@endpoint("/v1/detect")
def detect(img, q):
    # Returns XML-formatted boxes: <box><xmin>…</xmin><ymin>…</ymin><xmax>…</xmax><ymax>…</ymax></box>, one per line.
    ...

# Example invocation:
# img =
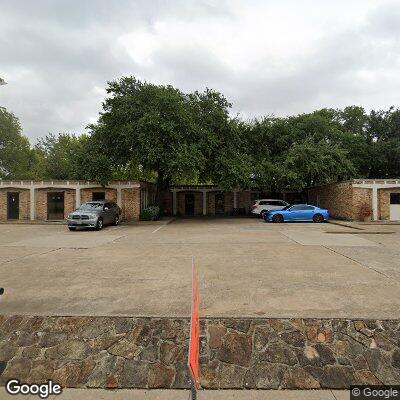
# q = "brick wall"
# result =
<box><xmin>238</xmin><ymin>191</ymin><xmax>252</xmax><ymax>214</ymax></box>
<box><xmin>208</xmin><ymin>192</ymin><xmax>216</xmax><ymax>215</ymax></box>
<box><xmin>0</xmin><ymin>189</ymin><xmax>30</xmax><ymax>221</ymax></box>
<box><xmin>223</xmin><ymin>192</ymin><xmax>232</xmax><ymax>214</ymax></box>
<box><xmin>307</xmin><ymin>182</ymin><xmax>372</xmax><ymax>221</ymax></box>
<box><xmin>121</xmin><ymin>188</ymin><xmax>140</xmax><ymax>221</ymax></box>
<box><xmin>64</xmin><ymin>191</ymin><xmax>75</xmax><ymax>219</ymax></box>
<box><xmin>352</xmin><ymin>188</ymin><xmax>372</xmax><ymax>220</ymax></box>
<box><xmin>177</xmin><ymin>191</ymin><xmax>203</xmax><ymax>216</ymax></box>
<box><xmin>161</xmin><ymin>191</ymin><xmax>173</xmax><ymax>215</ymax></box>
<box><xmin>81</xmin><ymin>188</ymin><xmax>117</xmax><ymax>203</ymax></box>
<box><xmin>379</xmin><ymin>188</ymin><xmax>400</xmax><ymax>220</ymax></box>
<box><xmin>36</xmin><ymin>189</ymin><xmax>75</xmax><ymax>221</ymax></box>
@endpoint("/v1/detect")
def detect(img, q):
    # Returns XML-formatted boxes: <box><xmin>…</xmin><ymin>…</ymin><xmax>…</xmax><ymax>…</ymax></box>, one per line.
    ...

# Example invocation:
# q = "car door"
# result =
<box><xmin>258</xmin><ymin>200</ymin><xmax>268</xmax><ymax>213</ymax></box>
<box><xmin>292</xmin><ymin>205</ymin><xmax>314</xmax><ymax>221</ymax></box>
<box><xmin>110</xmin><ymin>202</ymin><xmax>119</xmax><ymax>219</ymax></box>
<box><xmin>286</xmin><ymin>204</ymin><xmax>305</xmax><ymax>221</ymax></box>
<box><xmin>102</xmin><ymin>202</ymin><xmax>113</xmax><ymax>224</ymax></box>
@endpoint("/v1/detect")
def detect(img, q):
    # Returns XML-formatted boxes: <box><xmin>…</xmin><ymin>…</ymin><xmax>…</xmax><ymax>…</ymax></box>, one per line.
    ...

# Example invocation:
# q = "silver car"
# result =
<box><xmin>67</xmin><ymin>200</ymin><xmax>121</xmax><ymax>231</ymax></box>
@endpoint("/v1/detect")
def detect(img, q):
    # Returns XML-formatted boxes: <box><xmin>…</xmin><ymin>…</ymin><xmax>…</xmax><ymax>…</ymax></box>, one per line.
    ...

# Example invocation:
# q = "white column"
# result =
<box><xmin>202</xmin><ymin>191</ymin><xmax>207</xmax><ymax>216</ymax></box>
<box><xmin>233</xmin><ymin>191</ymin><xmax>238</xmax><ymax>209</ymax></box>
<box><xmin>30</xmin><ymin>186</ymin><xmax>36</xmax><ymax>220</ymax></box>
<box><xmin>75</xmin><ymin>187</ymin><xmax>81</xmax><ymax>209</ymax></box>
<box><xmin>372</xmin><ymin>187</ymin><xmax>378</xmax><ymax>221</ymax></box>
<box><xmin>117</xmin><ymin>188</ymin><xmax>122</xmax><ymax>208</ymax></box>
<box><xmin>172</xmin><ymin>191</ymin><xmax>177</xmax><ymax>216</ymax></box>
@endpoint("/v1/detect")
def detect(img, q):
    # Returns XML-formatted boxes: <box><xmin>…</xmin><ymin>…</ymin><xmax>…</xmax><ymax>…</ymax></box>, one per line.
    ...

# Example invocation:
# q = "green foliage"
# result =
<box><xmin>140</xmin><ymin>206</ymin><xmax>161</xmax><ymax>221</ymax></box>
<box><xmin>2</xmin><ymin>77</ymin><xmax>400</xmax><ymax>194</ymax></box>
<box><xmin>0</xmin><ymin>107</ymin><xmax>35</xmax><ymax>179</ymax></box>
<box><xmin>35</xmin><ymin>133</ymin><xmax>87</xmax><ymax>180</ymax></box>
<box><xmin>88</xmin><ymin>77</ymin><xmax>204</xmax><ymax>192</ymax></box>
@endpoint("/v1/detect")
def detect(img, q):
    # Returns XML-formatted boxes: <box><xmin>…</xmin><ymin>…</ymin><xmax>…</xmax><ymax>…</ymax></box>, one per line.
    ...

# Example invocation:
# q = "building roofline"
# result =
<box><xmin>307</xmin><ymin>178</ymin><xmax>400</xmax><ymax>190</ymax></box>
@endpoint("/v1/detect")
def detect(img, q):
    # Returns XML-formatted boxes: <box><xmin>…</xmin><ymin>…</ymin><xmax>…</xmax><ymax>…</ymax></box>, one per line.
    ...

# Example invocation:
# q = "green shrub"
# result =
<box><xmin>140</xmin><ymin>205</ymin><xmax>161</xmax><ymax>221</ymax></box>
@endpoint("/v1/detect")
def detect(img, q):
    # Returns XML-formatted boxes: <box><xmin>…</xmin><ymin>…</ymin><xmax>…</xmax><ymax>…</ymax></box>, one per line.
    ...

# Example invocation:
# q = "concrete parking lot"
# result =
<box><xmin>1</xmin><ymin>218</ymin><xmax>400</xmax><ymax>318</ymax></box>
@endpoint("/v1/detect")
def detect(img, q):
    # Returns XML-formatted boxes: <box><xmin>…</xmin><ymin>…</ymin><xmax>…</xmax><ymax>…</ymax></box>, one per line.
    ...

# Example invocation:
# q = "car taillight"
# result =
<box><xmin>252</xmin><ymin>204</ymin><xmax>257</xmax><ymax>209</ymax></box>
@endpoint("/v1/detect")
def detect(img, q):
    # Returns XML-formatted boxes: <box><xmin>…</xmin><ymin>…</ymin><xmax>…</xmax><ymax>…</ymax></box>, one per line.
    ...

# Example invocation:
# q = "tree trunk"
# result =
<box><xmin>154</xmin><ymin>170</ymin><xmax>170</xmax><ymax>207</ymax></box>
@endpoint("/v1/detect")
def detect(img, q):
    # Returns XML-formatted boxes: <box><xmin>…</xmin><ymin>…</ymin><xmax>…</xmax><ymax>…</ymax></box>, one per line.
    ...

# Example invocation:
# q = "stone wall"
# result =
<box><xmin>0</xmin><ymin>316</ymin><xmax>398</xmax><ymax>389</ymax></box>
<box><xmin>307</xmin><ymin>183</ymin><xmax>372</xmax><ymax>221</ymax></box>
<box><xmin>379</xmin><ymin>188</ymin><xmax>400</xmax><ymax>220</ymax></box>
<box><xmin>0</xmin><ymin>189</ymin><xmax>30</xmax><ymax>221</ymax></box>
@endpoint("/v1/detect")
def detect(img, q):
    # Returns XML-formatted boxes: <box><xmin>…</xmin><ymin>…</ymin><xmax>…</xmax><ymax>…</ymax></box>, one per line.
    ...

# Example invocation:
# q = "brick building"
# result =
<box><xmin>0</xmin><ymin>181</ymin><xmax>156</xmax><ymax>222</ymax></box>
<box><xmin>162</xmin><ymin>185</ymin><xmax>259</xmax><ymax>216</ymax></box>
<box><xmin>0</xmin><ymin>181</ymin><xmax>259</xmax><ymax>222</ymax></box>
<box><xmin>3</xmin><ymin>179</ymin><xmax>398</xmax><ymax>222</ymax></box>
<box><xmin>307</xmin><ymin>179</ymin><xmax>400</xmax><ymax>221</ymax></box>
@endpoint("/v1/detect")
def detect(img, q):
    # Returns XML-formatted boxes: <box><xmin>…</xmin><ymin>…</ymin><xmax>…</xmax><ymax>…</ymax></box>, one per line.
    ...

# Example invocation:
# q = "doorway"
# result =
<box><xmin>92</xmin><ymin>191</ymin><xmax>106</xmax><ymax>201</ymax></box>
<box><xmin>215</xmin><ymin>193</ymin><xmax>225</xmax><ymax>215</ymax></box>
<box><xmin>185</xmin><ymin>194</ymin><xmax>195</xmax><ymax>216</ymax></box>
<box><xmin>47</xmin><ymin>192</ymin><xmax>65</xmax><ymax>220</ymax></box>
<box><xmin>390</xmin><ymin>193</ymin><xmax>400</xmax><ymax>221</ymax></box>
<box><xmin>7</xmin><ymin>192</ymin><xmax>19</xmax><ymax>220</ymax></box>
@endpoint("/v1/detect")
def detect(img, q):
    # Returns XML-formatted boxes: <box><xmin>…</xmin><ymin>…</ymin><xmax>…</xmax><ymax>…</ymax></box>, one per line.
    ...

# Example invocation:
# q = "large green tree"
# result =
<box><xmin>88</xmin><ymin>77</ymin><xmax>250</xmax><ymax>200</ymax></box>
<box><xmin>0</xmin><ymin>106</ymin><xmax>36</xmax><ymax>179</ymax></box>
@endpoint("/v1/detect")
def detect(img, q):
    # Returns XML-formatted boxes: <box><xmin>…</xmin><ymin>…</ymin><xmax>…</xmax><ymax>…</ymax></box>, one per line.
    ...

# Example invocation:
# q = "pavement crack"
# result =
<box><xmin>323</xmin><ymin>246</ymin><xmax>399</xmax><ymax>283</ymax></box>
<box><xmin>0</xmin><ymin>247</ymin><xmax>62</xmax><ymax>266</ymax></box>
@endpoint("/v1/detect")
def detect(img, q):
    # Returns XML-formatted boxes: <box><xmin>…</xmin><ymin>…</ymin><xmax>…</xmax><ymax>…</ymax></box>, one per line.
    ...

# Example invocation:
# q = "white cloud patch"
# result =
<box><xmin>0</xmin><ymin>0</ymin><xmax>399</xmax><ymax>141</ymax></box>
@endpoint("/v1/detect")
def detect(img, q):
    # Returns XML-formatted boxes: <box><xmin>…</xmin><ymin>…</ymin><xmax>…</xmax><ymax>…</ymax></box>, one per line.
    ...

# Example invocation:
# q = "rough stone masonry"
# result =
<box><xmin>0</xmin><ymin>316</ymin><xmax>399</xmax><ymax>389</ymax></box>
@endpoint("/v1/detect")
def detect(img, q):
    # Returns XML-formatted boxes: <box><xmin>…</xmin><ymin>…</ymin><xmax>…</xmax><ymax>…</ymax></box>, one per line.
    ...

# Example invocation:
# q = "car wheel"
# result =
<box><xmin>96</xmin><ymin>218</ymin><xmax>103</xmax><ymax>230</ymax></box>
<box><xmin>68</xmin><ymin>227</ymin><xmax>76</xmax><ymax>231</ymax></box>
<box><xmin>272</xmin><ymin>214</ymin><xmax>284</xmax><ymax>223</ymax></box>
<box><xmin>114</xmin><ymin>215</ymin><xmax>120</xmax><ymax>226</ymax></box>
<box><xmin>313</xmin><ymin>213</ymin><xmax>324</xmax><ymax>223</ymax></box>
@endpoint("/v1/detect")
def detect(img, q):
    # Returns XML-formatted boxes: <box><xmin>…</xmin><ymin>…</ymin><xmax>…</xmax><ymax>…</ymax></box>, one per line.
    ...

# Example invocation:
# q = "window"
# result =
<box><xmin>259</xmin><ymin>201</ymin><xmax>267</xmax><ymax>205</ymax></box>
<box><xmin>92</xmin><ymin>192</ymin><xmax>105</xmax><ymax>201</ymax></box>
<box><xmin>270</xmin><ymin>200</ymin><xmax>286</xmax><ymax>206</ymax></box>
<box><xmin>390</xmin><ymin>193</ymin><xmax>400</xmax><ymax>205</ymax></box>
<box><xmin>79</xmin><ymin>202</ymin><xmax>103</xmax><ymax>210</ymax></box>
<box><xmin>290</xmin><ymin>205</ymin><xmax>314</xmax><ymax>211</ymax></box>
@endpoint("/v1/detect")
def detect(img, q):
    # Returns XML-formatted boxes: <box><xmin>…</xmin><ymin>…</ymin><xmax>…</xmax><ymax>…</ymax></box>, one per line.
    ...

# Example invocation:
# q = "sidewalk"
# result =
<box><xmin>0</xmin><ymin>388</ymin><xmax>350</xmax><ymax>399</ymax></box>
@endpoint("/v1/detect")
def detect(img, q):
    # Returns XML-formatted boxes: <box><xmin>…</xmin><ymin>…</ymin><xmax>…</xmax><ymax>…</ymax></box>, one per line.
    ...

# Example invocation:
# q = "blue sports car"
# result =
<box><xmin>264</xmin><ymin>204</ymin><xmax>330</xmax><ymax>223</ymax></box>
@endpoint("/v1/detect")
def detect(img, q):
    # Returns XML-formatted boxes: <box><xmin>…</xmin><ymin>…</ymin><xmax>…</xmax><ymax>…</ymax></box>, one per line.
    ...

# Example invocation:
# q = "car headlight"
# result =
<box><xmin>67</xmin><ymin>214</ymin><xmax>73</xmax><ymax>219</ymax></box>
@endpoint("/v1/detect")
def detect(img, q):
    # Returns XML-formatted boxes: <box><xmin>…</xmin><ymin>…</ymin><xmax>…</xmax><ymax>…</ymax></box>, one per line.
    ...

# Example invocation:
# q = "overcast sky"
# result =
<box><xmin>1</xmin><ymin>0</ymin><xmax>399</xmax><ymax>142</ymax></box>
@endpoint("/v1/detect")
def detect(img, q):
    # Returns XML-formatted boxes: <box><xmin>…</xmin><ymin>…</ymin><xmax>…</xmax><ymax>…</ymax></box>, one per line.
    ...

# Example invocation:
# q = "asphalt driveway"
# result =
<box><xmin>1</xmin><ymin>218</ymin><xmax>399</xmax><ymax>318</ymax></box>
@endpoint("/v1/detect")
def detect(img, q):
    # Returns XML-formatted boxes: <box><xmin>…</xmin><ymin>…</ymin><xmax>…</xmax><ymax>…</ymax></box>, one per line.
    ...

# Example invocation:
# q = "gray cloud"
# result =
<box><xmin>0</xmin><ymin>0</ymin><xmax>399</xmax><ymax>142</ymax></box>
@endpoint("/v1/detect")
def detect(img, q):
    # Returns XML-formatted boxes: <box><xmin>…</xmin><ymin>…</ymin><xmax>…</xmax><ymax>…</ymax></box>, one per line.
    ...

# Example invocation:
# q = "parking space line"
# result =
<box><xmin>152</xmin><ymin>225</ymin><xmax>165</xmax><ymax>234</ymax></box>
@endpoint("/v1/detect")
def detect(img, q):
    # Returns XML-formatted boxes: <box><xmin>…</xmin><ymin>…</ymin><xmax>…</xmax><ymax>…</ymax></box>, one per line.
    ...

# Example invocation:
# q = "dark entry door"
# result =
<box><xmin>7</xmin><ymin>192</ymin><xmax>19</xmax><ymax>220</ymax></box>
<box><xmin>47</xmin><ymin>192</ymin><xmax>65</xmax><ymax>220</ymax></box>
<box><xmin>215</xmin><ymin>193</ymin><xmax>225</xmax><ymax>215</ymax></box>
<box><xmin>185</xmin><ymin>194</ymin><xmax>195</xmax><ymax>216</ymax></box>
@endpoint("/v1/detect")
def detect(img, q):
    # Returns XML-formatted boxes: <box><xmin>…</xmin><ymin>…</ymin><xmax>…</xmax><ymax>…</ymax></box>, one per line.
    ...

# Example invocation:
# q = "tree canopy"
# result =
<box><xmin>0</xmin><ymin>107</ymin><xmax>37</xmax><ymax>179</ymax></box>
<box><xmin>1</xmin><ymin>77</ymin><xmax>400</xmax><ymax>198</ymax></box>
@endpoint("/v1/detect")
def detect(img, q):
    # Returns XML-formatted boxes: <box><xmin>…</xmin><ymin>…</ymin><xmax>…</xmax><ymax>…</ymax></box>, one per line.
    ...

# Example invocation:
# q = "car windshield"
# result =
<box><xmin>78</xmin><ymin>203</ymin><xmax>103</xmax><ymax>210</ymax></box>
